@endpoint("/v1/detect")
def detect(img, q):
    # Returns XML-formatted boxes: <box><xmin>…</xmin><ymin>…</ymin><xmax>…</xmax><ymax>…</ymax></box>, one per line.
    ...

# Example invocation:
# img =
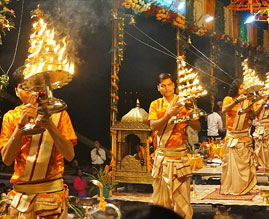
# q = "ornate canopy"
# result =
<box><xmin>112</xmin><ymin>99</ymin><xmax>150</xmax><ymax>131</ymax></box>
<box><xmin>228</xmin><ymin>0</ymin><xmax>269</xmax><ymax>14</ymax></box>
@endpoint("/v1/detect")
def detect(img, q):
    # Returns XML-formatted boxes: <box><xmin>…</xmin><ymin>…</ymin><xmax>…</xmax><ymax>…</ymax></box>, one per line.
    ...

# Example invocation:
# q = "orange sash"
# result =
<box><xmin>21</xmin><ymin>113</ymin><xmax>61</xmax><ymax>182</ymax></box>
<box><xmin>232</xmin><ymin>99</ymin><xmax>249</xmax><ymax>131</ymax></box>
<box><xmin>157</xmin><ymin>95</ymin><xmax>182</xmax><ymax>149</ymax></box>
<box><xmin>258</xmin><ymin>108</ymin><xmax>269</xmax><ymax>121</ymax></box>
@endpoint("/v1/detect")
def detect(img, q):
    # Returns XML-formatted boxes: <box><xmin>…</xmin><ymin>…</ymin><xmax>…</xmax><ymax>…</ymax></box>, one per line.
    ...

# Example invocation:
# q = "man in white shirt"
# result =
<box><xmin>186</xmin><ymin>125</ymin><xmax>199</xmax><ymax>149</ymax></box>
<box><xmin>207</xmin><ymin>105</ymin><xmax>223</xmax><ymax>139</ymax></box>
<box><xmin>91</xmin><ymin>140</ymin><xmax>106</xmax><ymax>170</ymax></box>
<box><xmin>217</xmin><ymin>100</ymin><xmax>226</xmax><ymax>138</ymax></box>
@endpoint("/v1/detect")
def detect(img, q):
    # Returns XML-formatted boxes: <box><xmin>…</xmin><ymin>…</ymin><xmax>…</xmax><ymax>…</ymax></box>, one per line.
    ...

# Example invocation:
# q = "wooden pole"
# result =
<box><xmin>176</xmin><ymin>27</ymin><xmax>180</xmax><ymax>93</ymax></box>
<box><xmin>177</xmin><ymin>27</ymin><xmax>180</xmax><ymax>57</ymax></box>
<box><xmin>111</xmin><ymin>0</ymin><xmax>120</xmax><ymax>181</ymax></box>
<box><xmin>111</xmin><ymin>0</ymin><xmax>120</xmax><ymax>127</ymax></box>
<box><xmin>210</xmin><ymin>38</ymin><xmax>215</xmax><ymax>112</ymax></box>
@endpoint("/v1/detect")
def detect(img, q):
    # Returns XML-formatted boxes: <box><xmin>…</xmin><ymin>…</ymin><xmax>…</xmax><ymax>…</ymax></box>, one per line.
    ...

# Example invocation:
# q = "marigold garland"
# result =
<box><xmin>0</xmin><ymin>0</ymin><xmax>15</xmax><ymax>45</ymax></box>
<box><xmin>122</xmin><ymin>0</ymin><xmax>151</xmax><ymax>13</ymax></box>
<box><xmin>146</xmin><ymin>138</ymin><xmax>152</xmax><ymax>172</ymax></box>
<box><xmin>122</xmin><ymin>0</ymin><xmax>185</xmax><ymax>28</ymax></box>
<box><xmin>111</xmin><ymin>16</ymin><xmax>126</xmax><ymax>124</ymax></box>
<box><xmin>97</xmin><ymin>196</ymin><xmax>107</xmax><ymax>212</ymax></box>
<box><xmin>121</xmin><ymin>0</ymin><xmax>261</xmax><ymax>50</ymax></box>
<box><xmin>0</xmin><ymin>74</ymin><xmax>9</xmax><ymax>100</ymax></box>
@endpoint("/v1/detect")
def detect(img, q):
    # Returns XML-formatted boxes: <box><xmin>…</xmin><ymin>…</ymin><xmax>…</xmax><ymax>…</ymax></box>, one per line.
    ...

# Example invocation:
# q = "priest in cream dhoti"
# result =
<box><xmin>149</xmin><ymin>73</ymin><xmax>200</xmax><ymax>218</ymax></box>
<box><xmin>220</xmin><ymin>79</ymin><xmax>257</xmax><ymax>195</ymax></box>
<box><xmin>253</xmin><ymin>97</ymin><xmax>269</xmax><ymax>171</ymax></box>
<box><xmin>0</xmin><ymin>70</ymin><xmax>77</xmax><ymax>218</ymax></box>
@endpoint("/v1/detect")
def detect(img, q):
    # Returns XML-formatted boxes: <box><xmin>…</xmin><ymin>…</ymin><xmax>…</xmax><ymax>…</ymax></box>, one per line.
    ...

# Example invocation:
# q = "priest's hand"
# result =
<box><xmin>19</xmin><ymin>103</ymin><xmax>38</xmax><ymax>126</ymax></box>
<box><xmin>166</xmin><ymin>101</ymin><xmax>185</xmax><ymax>117</ymax></box>
<box><xmin>35</xmin><ymin>115</ymin><xmax>53</xmax><ymax>130</ymax></box>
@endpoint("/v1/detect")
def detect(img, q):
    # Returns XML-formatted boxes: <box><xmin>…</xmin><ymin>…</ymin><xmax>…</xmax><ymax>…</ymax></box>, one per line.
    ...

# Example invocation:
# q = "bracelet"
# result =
<box><xmin>17</xmin><ymin>122</ymin><xmax>24</xmax><ymax>129</ymax></box>
<box><xmin>234</xmin><ymin>99</ymin><xmax>239</xmax><ymax>104</ymax></box>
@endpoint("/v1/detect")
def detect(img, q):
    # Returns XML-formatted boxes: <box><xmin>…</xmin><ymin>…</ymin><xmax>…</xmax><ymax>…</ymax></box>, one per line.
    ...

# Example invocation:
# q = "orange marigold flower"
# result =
<box><xmin>108</xmin><ymin>171</ymin><xmax>112</xmax><ymax>178</ymax></box>
<box><xmin>104</xmin><ymin>165</ymin><xmax>109</xmax><ymax>171</ymax></box>
<box><xmin>110</xmin><ymin>163</ymin><xmax>116</xmax><ymax>168</ymax></box>
<box><xmin>8</xmin><ymin>189</ymin><xmax>17</xmax><ymax>197</ymax></box>
<box><xmin>110</xmin><ymin>160</ymin><xmax>116</xmax><ymax>167</ymax></box>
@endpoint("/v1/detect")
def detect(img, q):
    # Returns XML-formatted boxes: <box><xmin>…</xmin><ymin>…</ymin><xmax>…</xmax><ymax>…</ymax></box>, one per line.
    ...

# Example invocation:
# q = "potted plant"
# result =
<box><xmin>86</xmin><ymin>160</ymin><xmax>118</xmax><ymax>198</ymax></box>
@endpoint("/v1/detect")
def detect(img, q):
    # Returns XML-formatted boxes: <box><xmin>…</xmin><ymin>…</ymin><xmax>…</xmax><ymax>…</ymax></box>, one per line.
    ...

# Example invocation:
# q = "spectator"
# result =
<box><xmin>73</xmin><ymin>168</ymin><xmax>88</xmax><ymax>198</ymax></box>
<box><xmin>207</xmin><ymin>104</ymin><xmax>223</xmax><ymax>139</ymax></box>
<box><xmin>217</xmin><ymin>101</ymin><xmax>226</xmax><ymax>138</ymax></box>
<box><xmin>0</xmin><ymin>192</ymin><xmax>8</xmax><ymax>215</ymax></box>
<box><xmin>134</xmin><ymin>144</ymin><xmax>145</xmax><ymax>166</ymax></box>
<box><xmin>91</xmin><ymin>140</ymin><xmax>106</xmax><ymax>170</ymax></box>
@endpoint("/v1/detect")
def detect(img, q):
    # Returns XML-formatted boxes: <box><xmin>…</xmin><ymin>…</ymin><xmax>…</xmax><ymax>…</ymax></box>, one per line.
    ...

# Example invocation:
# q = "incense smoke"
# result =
<box><xmin>32</xmin><ymin>0</ymin><xmax>112</xmax><ymax>64</ymax></box>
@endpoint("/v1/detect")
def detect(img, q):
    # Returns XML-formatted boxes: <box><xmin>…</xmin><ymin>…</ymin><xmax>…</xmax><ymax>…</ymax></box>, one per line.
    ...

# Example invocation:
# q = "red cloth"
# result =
<box><xmin>73</xmin><ymin>176</ymin><xmax>87</xmax><ymax>195</ymax></box>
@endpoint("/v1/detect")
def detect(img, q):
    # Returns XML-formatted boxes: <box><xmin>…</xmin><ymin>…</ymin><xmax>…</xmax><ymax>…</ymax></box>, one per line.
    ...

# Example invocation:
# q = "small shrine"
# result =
<box><xmin>111</xmin><ymin>100</ymin><xmax>153</xmax><ymax>184</ymax></box>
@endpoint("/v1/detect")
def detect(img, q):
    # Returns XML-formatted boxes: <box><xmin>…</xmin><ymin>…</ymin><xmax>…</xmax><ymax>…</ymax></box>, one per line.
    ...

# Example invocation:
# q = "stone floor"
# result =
<box><xmin>69</xmin><ymin>199</ymin><xmax>269</xmax><ymax>219</ymax></box>
<box><xmin>68</xmin><ymin>184</ymin><xmax>269</xmax><ymax>219</ymax></box>
<box><xmin>2</xmin><ymin>165</ymin><xmax>269</xmax><ymax>218</ymax></box>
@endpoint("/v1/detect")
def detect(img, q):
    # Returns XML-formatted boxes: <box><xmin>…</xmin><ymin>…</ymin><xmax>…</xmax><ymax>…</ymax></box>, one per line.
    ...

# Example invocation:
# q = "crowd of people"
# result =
<box><xmin>0</xmin><ymin>69</ymin><xmax>268</xmax><ymax>218</ymax></box>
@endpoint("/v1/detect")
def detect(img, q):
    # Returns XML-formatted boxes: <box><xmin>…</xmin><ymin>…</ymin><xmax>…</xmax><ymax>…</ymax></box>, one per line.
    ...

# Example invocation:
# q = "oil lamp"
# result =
<box><xmin>171</xmin><ymin>56</ymin><xmax>207</xmax><ymax>124</ymax></box>
<box><xmin>238</xmin><ymin>59</ymin><xmax>263</xmax><ymax>115</ymax></box>
<box><xmin>20</xmin><ymin>5</ymin><xmax>74</xmax><ymax>135</ymax></box>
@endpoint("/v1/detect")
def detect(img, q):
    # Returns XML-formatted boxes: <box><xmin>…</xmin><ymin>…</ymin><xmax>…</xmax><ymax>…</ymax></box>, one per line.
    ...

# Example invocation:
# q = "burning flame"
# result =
<box><xmin>242</xmin><ymin>59</ymin><xmax>263</xmax><ymax>90</ymax></box>
<box><xmin>23</xmin><ymin>14</ymin><xmax>75</xmax><ymax>78</ymax></box>
<box><xmin>177</xmin><ymin>56</ymin><xmax>207</xmax><ymax>100</ymax></box>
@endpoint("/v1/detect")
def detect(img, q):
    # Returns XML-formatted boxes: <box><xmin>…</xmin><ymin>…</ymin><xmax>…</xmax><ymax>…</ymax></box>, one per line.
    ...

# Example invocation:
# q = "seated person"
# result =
<box><xmin>134</xmin><ymin>144</ymin><xmax>145</xmax><ymax>166</ymax></box>
<box><xmin>73</xmin><ymin>168</ymin><xmax>88</xmax><ymax>198</ymax></box>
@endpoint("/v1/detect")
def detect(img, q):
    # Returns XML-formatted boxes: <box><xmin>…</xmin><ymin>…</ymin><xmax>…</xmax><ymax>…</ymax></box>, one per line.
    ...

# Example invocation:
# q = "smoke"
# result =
<box><xmin>193</xmin><ymin>57</ymin><xmax>211</xmax><ymax>85</ymax></box>
<box><xmin>31</xmin><ymin>0</ymin><xmax>112</xmax><ymax>64</ymax></box>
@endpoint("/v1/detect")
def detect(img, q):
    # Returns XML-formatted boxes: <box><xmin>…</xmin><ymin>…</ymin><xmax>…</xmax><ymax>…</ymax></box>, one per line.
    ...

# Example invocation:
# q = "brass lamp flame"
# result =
<box><xmin>242</xmin><ymin>59</ymin><xmax>263</xmax><ymax>93</ymax></box>
<box><xmin>172</xmin><ymin>56</ymin><xmax>207</xmax><ymax>124</ymax></box>
<box><xmin>238</xmin><ymin>59</ymin><xmax>264</xmax><ymax>115</ymax></box>
<box><xmin>21</xmin><ymin>5</ymin><xmax>74</xmax><ymax>122</ymax></box>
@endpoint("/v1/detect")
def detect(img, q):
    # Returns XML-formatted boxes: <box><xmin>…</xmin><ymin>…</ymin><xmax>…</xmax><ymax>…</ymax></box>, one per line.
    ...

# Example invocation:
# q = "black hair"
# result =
<box><xmin>158</xmin><ymin>73</ymin><xmax>174</xmax><ymax>84</ymax></box>
<box><xmin>213</xmin><ymin>104</ymin><xmax>221</xmax><ymax>113</ymax></box>
<box><xmin>12</xmin><ymin>66</ymin><xmax>25</xmax><ymax>88</ymax></box>
<box><xmin>228</xmin><ymin>78</ymin><xmax>243</xmax><ymax>98</ymax></box>
<box><xmin>75</xmin><ymin>167</ymin><xmax>83</xmax><ymax>175</ymax></box>
<box><xmin>122</xmin><ymin>205</ymin><xmax>182</xmax><ymax>219</ymax></box>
